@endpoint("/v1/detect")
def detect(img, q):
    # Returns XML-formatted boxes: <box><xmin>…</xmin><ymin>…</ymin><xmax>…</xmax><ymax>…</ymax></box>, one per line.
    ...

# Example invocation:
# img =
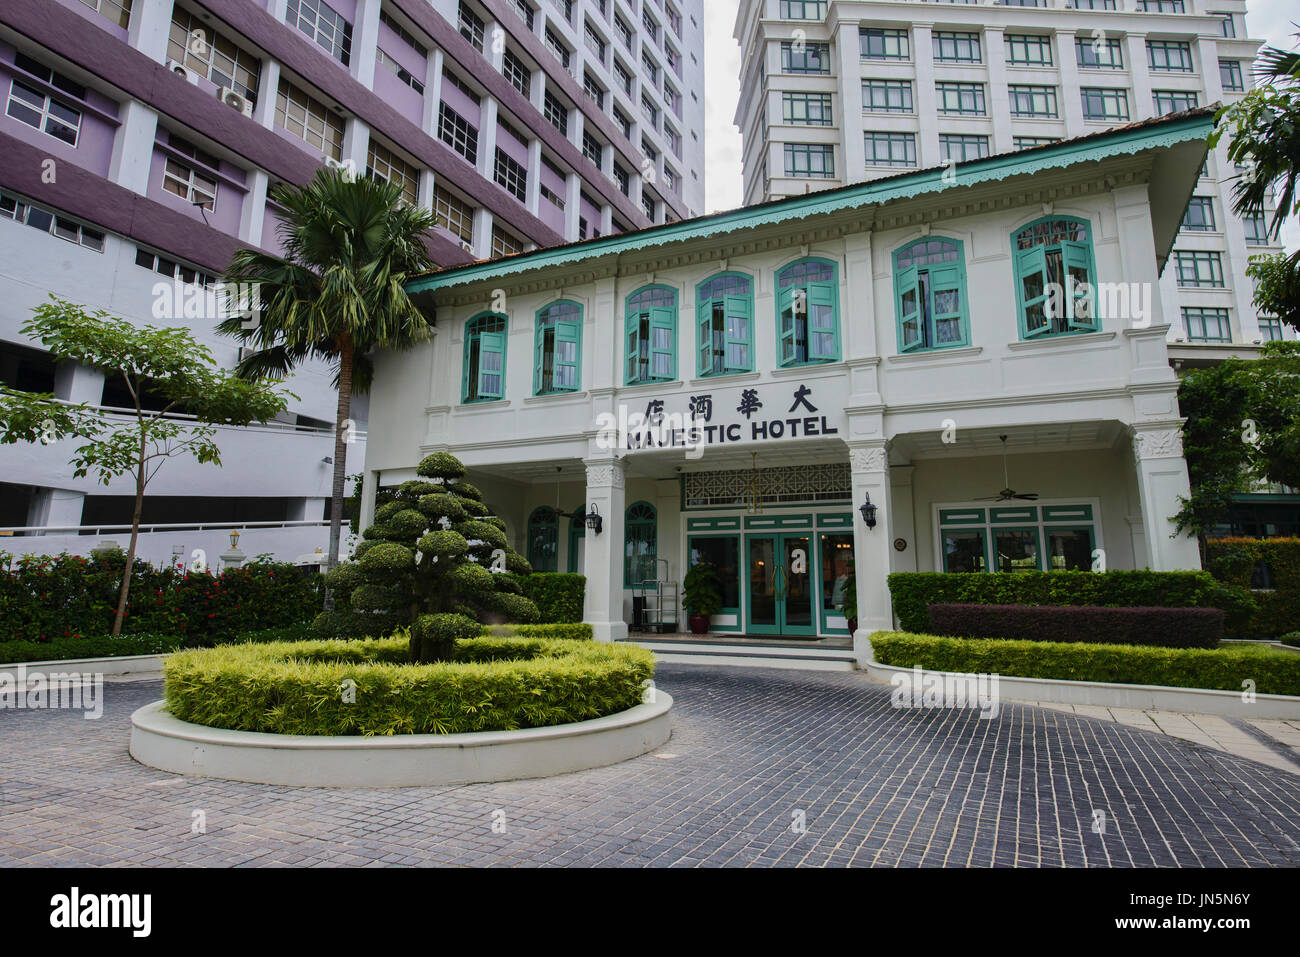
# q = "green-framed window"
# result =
<box><xmin>696</xmin><ymin>272</ymin><xmax>754</xmax><ymax>376</ymax></box>
<box><xmin>1006</xmin><ymin>34</ymin><xmax>1054</xmax><ymax>66</ymax></box>
<box><xmin>779</xmin><ymin>0</ymin><xmax>827</xmax><ymax>19</ymax></box>
<box><xmin>625</xmin><ymin>501</ymin><xmax>657</xmax><ymax>586</ymax></box>
<box><xmin>775</xmin><ymin>258</ymin><xmax>839</xmax><ymax>367</ymax></box>
<box><xmin>1180</xmin><ymin>196</ymin><xmax>1215</xmax><ymax>232</ymax></box>
<box><xmin>893</xmin><ymin>237</ymin><xmax>970</xmax><ymax>353</ymax></box>
<box><xmin>1219</xmin><ymin>59</ymin><xmax>1244</xmax><ymax>91</ymax></box>
<box><xmin>862</xmin><ymin>79</ymin><xmax>913</xmax><ymax>113</ymax></box>
<box><xmin>785</xmin><ymin>143</ymin><xmax>835</xmax><ymax>178</ymax></box>
<box><xmin>1076</xmin><ymin>36</ymin><xmax>1123</xmax><ymax>69</ymax></box>
<box><xmin>935</xmin><ymin>82</ymin><xmax>985</xmax><ymax>116</ymax></box>
<box><xmin>865</xmin><ymin>131</ymin><xmax>916</xmax><ymax>167</ymax></box>
<box><xmin>625</xmin><ymin>285</ymin><xmax>677</xmax><ymax>384</ymax></box>
<box><xmin>939</xmin><ymin>133</ymin><xmax>989</xmax><ymax>162</ymax></box>
<box><xmin>1173</xmin><ymin>250</ymin><xmax>1224</xmax><ymax>287</ymax></box>
<box><xmin>933</xmin><ymin>31</ymin><xmax>980</xmax><ymax>64</ymax></box>
<box><xmin>534</xmin><ymin>300</ymin><xmax>582</xmax><ymax>395</ymax></box>
<box><xmin>1153</xmin><ymin>90</ymin><xmax>1197</xmax><ymax>115</ymax></box>
<box><xmin>1008</xmin><ymin>84</ymin><xmax>1058</xmax><ymax>118</ymax></box>
<box><xmin>462</xmin><ymin>312</ymin><xmax>507</xmax><ymax>402</ymax></box>
<box><xmin>939</xmin><ymin>505</ymin><xmax>1099</xmax><ymax>573</ymax></box>
<box><xmin>1013</xmin><ymin>136</ymin><xmax>1060</xmax><ymax>149</ymax></box>
<box><xmin>860</xmin><ymin>28</ymin><xmax>909</xmax><ymax>60</ymax></box>
<box><xmin>1081</xmin><ymin>87</ymin><xmax>1129</xmax><ymax>121</ymax></box>
<box><xmin>527</xmin><ymin>506</ymin><xmax>558</xmax><ymax>572</ymax></box>
<box><xmin>781</xmin><ymin>40</ymin><xmax>830</xmax><ymax>73</ymax></box>
<box><xmin>1147</xmin><ymin>39</ymin><xmax>1193</xmax><ymax>72</ymax></box>
<box><xmin>1182</xmin><ymin>307</ymin><xmax>1231</xmax><ymax>343</ymax></box>
<box><xmin>1012</xmin><ymin>217</ymin><xmax>1098</xmax><ymax>338</ymax></box>
<box><xmin>783</xmin><ymin>92</ymin><xmax>833</xmax><ymax>125</ymax></box>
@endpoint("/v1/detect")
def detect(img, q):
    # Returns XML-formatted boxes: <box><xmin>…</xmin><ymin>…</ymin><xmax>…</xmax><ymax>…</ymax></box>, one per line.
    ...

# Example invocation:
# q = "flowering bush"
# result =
<box><xmin>0</xmin><ymin>551</ymin><xmax>322</xmax><ymax>645</ymax></box>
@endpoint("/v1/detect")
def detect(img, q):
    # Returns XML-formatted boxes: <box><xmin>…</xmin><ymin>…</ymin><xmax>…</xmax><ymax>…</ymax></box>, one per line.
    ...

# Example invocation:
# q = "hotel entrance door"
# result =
<box><xmin>745</xmin><ymin>533</ymin><xmax>816</xmax><ymax>636</ymax></box>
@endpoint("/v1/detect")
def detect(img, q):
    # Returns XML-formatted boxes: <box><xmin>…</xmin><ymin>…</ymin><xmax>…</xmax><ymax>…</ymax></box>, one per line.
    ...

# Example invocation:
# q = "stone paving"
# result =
<box><xmin>2</xmin><ymin>665</ymin><xmax>1299</xmax><ymax>867</ymax></box>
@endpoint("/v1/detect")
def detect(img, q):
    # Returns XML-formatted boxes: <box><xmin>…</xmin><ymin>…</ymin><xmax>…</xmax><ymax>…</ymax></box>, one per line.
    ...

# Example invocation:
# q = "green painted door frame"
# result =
<box><xmin>744</xmin><ymin>531</ymin><xmax>818</xmax><ymax>636</ymax></box>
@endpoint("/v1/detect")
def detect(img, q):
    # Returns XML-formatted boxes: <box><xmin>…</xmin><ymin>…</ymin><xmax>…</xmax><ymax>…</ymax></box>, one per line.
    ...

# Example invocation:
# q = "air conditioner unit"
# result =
<box><xmin>217</xmin><ymin>86</ymin><xmax>254</xmax><ymax>118</ymax></box>
<box><xmin>459</xmin><ymin>240</ymin><xmax>473</xmax><ymax>253</ymax></box>
<box><xmin>167</xmin><ymin>59</ymin><xmax>198</xmax><ymax>84</ymax></box>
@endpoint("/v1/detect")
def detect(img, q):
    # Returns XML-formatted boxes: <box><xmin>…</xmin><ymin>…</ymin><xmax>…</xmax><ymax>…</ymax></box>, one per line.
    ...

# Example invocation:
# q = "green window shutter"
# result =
<box><xmin>553</xmin><ymin>319</ymin><xmax>581</xmax><ymax>391</ymax></box>
<box><xmin>533</xmin><ymin>322</ymin><xmax>544</xmax><ymax>395</ymax></box>
<box><xmin>695</xmin><ymin>298</ymin><xmax>712</xmax><ymax>377</ymax></box>
<box><xmin>477</xmin><ymin>331</ymin><xmax>506</xmax><ymax>399</ymax></box>
<box><xmin>625</xmin><ymin>313</ymin><xmax>642</xmax><ymax>384</ymax></box>
<box><xmin>724</xmin><ymin>294</ymin><xmax>752</xmax><ymax>372</ymax></box>
<box><xmin>777</xmin><ymin>286</ymin><xmax>798</xmax><ymax>367</ymax></box>
<box><xmin>649</xmin><ymin>305</ymin><xmax>676</xmax><ymax>381</ymax></box>
<box><xmin>1061</xmin><ymin>240</ymin><xmax>1096</xmax><ymax>331</ymax></box>
<box><xmin>927</xmin><ymin>262</ymin><xmax>966</xmax><ymax>347</ymax></box>
<box><xmin>1015</xmin><ymin>246</ymin><xmax>1051</xmax><ymax>338</ymax></box>
<box><xmin>896</xmin><ymin>263</ymin><xmax>922</xmax><ymax>352</ymax></box>
<box><xmin>462</xmin><ymin>329</ymin><xmax>473</xmax><ymax>401</ymax></box>
<box><xmin>807</xmin><ymin>283</ymin><xmax>838</xmax><ymax>361</ymax></box>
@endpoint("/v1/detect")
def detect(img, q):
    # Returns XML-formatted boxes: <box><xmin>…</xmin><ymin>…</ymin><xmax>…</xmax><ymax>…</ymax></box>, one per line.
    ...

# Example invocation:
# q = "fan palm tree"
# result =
<box><xmin>219</xmin><ymin>167</ymin><xmax>437</xmax><ymax>577</ymax></box>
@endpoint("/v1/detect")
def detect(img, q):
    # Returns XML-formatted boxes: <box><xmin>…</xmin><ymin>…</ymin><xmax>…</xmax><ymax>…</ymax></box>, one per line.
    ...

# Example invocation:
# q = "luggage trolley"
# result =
<box><xmin>631</xmin><ymin>559</ymin><xmax>679</xmax><ymax>634</ymax></box>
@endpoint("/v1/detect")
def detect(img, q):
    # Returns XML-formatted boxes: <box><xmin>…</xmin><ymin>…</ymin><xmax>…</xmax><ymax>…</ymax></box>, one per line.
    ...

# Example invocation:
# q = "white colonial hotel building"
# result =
<box><xmin>364</xmin><ymin>109</ymin><xmax>1209</xmax><ymax>659</ymax></box>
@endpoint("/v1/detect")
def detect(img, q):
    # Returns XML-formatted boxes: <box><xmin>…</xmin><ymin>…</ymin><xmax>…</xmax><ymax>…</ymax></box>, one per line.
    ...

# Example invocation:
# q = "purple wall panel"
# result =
<box><xmin>146</xmin><ymin>148</ymin><xmax>243</xmax><ymax>238</ymax></box>
<box><xmin>539</xmin><ymin>199</ymin><xmax>565</xmax><ymax>235</ymax></box>
<box><xmin>438</xmin><ymin>75</ymin><xmax>481</xmax><ymax>125</ymax></box>
<box><xmin>376</xmin><ymin>21</ymin><xmax>427</xmax><ymax>78</ymax></box>
<box><xmin>496</xmin><ymin>122</ymin><xmax>529</xmax><ymax>165</ymax></box>
<box><xmin>51</xmin><ymin>0</ymin><xmax>127</xmax><ymax>41</ymax></box>
<box><xmin>371</xmin><ymin>66</ymin><xmax>422</xmax><ymax>122</ymax></box>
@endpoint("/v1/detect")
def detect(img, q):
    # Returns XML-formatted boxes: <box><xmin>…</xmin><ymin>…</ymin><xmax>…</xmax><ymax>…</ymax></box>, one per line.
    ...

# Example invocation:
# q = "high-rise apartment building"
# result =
<box><xmin>734</xmin><ymin>0</ymin><xmax>1286</xmax><ymax>349</ymax></box>
<box><xmin>0</xmin><ymin>0</ymin><xmax>705</xmax><ymax>565</ymax></box>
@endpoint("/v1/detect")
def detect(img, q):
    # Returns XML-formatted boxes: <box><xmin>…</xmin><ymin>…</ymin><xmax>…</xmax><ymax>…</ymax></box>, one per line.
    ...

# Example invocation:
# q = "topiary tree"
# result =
<box><xmin>315</xmin><ymin>451</ymin><xmax>538</xmax><ymax>661</ymax></box>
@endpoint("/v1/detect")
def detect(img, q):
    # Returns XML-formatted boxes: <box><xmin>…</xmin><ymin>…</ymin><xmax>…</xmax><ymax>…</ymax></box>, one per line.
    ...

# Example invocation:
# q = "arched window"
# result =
<box><xmin>893</xmin><ymin>237</ymin><xmax>970</xmax><ymax>352</ymax></box>
<box><xmin>534</xmin><ymin>301</ymin><xmax>582</xmax><ymax>395</ymax></box>
<box><xmin>625</xmin><ymin>285</ymin><xmax>677</xmax><ymax>384</ymax></box>
<box><xmin>1012</xmin><ymin>217</ymin><xmax>1097</xmax><ymax>338</ymax></box>
<box><xmin>695</xmin><ymin>273</ymin><xmax>754</xmax><ymax>376</ymax></box>
<box><xmin>526</xmin><ymin>506</ymin><xmax>558</xmax><ymax>572</ymax></box>
<box><xmin>567</xmin><ymin>506</ymin><xmax>586</xmax><ymax>573</ymax></box>
<box><xmin>624</xmin><ymin>501</ymin><xmax>657</xmax><ymax>586</ymax></box>
<box><xmin>462</xmin><ymin>313</ymin><xmax>507</xmax><ymax>402</ymax></box>
<box><xmin>775</xmin><ymin>258</ymin><xmax>839</xmax><ymax>367</ymax></box>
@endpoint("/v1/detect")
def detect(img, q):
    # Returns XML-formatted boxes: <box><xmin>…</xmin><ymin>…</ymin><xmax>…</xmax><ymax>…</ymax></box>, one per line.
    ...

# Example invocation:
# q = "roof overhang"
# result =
<box><xmin>406</xmin><ymin>109</ymin><xmax>1217</xmax><ymax>300</ymax></box>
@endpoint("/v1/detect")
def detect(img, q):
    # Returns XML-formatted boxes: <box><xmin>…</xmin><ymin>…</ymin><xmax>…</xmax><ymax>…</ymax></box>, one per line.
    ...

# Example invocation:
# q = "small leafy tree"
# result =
<box><xmin>1247</xmin><ymin>252</ymin><xmax>1300</xmax><ymax>334</ymax></box>
<box><xmin>320</xmin><ymin>451</ymin><xmax>539</xmax><ymax>662</ymax></box>
<box><xmin>1175</xmin><ymin>341</ymin><xmax>1300</xmax><ymax>550</ymax></box>
<box><xmin>0</xmin><ymin>298</ymin><xmax>292</xmax><ymax>635</ymax></box>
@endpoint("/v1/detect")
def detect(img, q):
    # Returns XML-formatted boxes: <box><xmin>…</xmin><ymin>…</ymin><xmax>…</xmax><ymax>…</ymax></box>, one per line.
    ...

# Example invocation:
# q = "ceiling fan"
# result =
<box><xmin>978</xmin><ymin>435</ymin><xmax>1040</xmax><ymax>502</ymax></box>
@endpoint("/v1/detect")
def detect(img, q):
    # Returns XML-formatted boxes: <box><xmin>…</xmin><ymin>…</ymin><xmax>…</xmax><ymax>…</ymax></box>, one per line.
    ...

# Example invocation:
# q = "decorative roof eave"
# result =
<box><xmin>407</xmin><ymin>110</ymin><xmax>1216</xmax><ymax>297</ymax></box>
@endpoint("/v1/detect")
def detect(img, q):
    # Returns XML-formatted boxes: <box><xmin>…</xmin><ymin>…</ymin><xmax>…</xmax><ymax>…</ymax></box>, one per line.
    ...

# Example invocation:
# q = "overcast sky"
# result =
<box><xmin>701</xmin><ymin>1</ymin><xmax>1298</xmax><ymax>249</ymax></box>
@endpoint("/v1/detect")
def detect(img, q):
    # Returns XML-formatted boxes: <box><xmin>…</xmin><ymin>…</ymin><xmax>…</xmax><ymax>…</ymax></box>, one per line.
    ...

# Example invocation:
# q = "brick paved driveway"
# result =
<box><xmin>2</xmin><ymin>665</ymin><xmax>1298</xmax><ymax>867</ymax></box>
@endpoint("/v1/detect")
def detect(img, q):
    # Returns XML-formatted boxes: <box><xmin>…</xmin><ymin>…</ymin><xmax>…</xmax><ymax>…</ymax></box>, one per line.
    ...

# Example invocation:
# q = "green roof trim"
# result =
<box><xmin>408</xmin><ymin>110</ymin><xmax>1215</xmax><ymax>296</ymax></box>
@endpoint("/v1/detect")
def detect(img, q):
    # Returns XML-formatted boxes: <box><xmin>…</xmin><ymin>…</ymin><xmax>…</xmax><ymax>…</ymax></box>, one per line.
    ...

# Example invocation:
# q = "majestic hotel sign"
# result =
<box><xmin>595</xmin><ymin>381</ymin><xmax>848</xmax><ymax>459</ymax></box>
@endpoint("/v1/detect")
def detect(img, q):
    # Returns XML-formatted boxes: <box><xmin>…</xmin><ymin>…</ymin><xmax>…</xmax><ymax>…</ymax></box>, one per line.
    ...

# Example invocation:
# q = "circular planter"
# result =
<box><xmin>129</xmin><ymin>689</ymin><xmax>673</xmax><ymax>787</ymax></box>
<box><xmin>688</xmin><ymin>614</ymin><xmax>711</xmax><ymax>635</ymax></box>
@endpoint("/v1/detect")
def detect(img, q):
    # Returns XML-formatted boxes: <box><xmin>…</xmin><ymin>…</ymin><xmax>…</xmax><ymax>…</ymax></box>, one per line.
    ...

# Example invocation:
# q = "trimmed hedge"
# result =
<box><xmin>1204</xmin><ymin>537</ymin><xmax>1300</xmax><ymax>639</ymax></box>
<box><xmin>0</xmin><ymin>552</ymin><xmax>322</xmax><ymax>644</ymax></box>
<box><xmin>928</xmin><ymin>603</ymin><xmax>1223</xmax><ymax>649</ymax></box>
<box><xmin>870</xmin><ymin>631</ymin><xmax>1300</xmax><ymax>696</ymax></box>
<box><xmin>482</xmin><ymin>623</ymin><xmax>593</xmax><ymax>640</ymax></box>
<box><xmin>888</xmin><ymin>570</ymin><xmax>1253</xmax><ymax>635</ymax></box>
<box><xmin>0</xmin><ymin>633</ymin><xmax>184</xmax><ymax>664</ymax></box>
<box><xmin>163</xmin><ymin>635</ymin><xmax>654</xmax><ymax>735</ymax></box>
<box><xmin>518</xmin><ymin>573</ymin><xmax>586</xmax><ymax>624</ymax></box>
<box><xmin>1281</xmin><ymin>632</ymin><xmax>1300</xmax><ymax>649</ymax></box>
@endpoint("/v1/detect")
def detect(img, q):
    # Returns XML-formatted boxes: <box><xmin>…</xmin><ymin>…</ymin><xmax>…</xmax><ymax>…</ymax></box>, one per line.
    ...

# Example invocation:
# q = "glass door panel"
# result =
<box><xmin>781</xmin><ymin>535</ymin><xmax>815</xmax><ymax>634</ymax></box>
<box><xmin>993</xmin><ymin>527</ymin><xmax>1041</xmax><ymax>573</ymax></box>
<box><xmin>943</xmin><ymin>530</ymin><xmax>987</xmax><ymax>573</ymax></box>
<box><xmin>747</xmin><ymin>536</ymin><xmax>778</xmax><ymax>633</ymax></box>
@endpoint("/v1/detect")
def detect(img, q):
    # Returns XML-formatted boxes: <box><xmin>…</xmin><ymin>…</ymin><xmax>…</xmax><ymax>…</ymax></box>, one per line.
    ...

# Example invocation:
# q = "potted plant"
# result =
<box><xmin>682</xmin><ymin>562</ymin><xmax>723</xmax><ymax>635</ymax></box>
<box><xmin>839</xmin><ymin>565</ymin><xmax>858</xmax><ymax>635</ymax></box>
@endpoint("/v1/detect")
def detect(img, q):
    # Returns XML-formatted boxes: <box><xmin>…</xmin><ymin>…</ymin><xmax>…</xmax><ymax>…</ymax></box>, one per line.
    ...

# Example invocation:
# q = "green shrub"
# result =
<box><xmin>869</xmin><ymin>631</ymin><xmax>1300</xmax><ymax>696</ymax></box>
<box><xmin>1280</xmin><ymin>632</ymin><xmax>1300</xmax><ymax>648</ymax></box>
<box><xmin>519</xmin><ymin>573</ymin><xmax>586</xmax><ymax>623</ymax></box>
<box><xmin>0</xmin><ymin>551</ymin><xmax>322</xmax><ymax>643</ymax></box>
<box><xmin>887</xmin><ymin>570</ymin><xmax>1245</xmax><ymax>634</ymax></box>
<box><xmin>162</xmin><ymin>635</ymin><xmax>655</xmax><ymax>735</ymax></box>
<box><xmin>481</xmin><ymin>623</ymin><xmax>594</xmax><ymax>640</ymax></box>
<box><xmin>217</xmin><ymin>622</ymin><xmax>316</xmax><ymax>645</ymax></box>
<box><xmin>0</xmin><ymin>633</ymin><xmax>183</xmax><ymax>664</ymax></box>
<box><xmin>1204</xmin><ymin>537</ymin><xmax>1300</xmax><ymax>638</ymax></box>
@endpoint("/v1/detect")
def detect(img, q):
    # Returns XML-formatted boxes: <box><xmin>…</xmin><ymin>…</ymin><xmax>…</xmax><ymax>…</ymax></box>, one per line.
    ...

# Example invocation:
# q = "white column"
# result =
<box><xmin>1055</xmin><ymin>30</ymin><xmax>1085</xmax><ymax>138</ymax></box>
<box><xmin>472</xmin><ymin>208</ymin><xmax>493</xmax><ymax>258</ymax></box>
<box><xmin>342</xmin><ymin>118</ymin><xmax>370</xmax><ymax>175</ymax></box>
<box><xmin>424</xmin><ymin>49</ymin><xmax>445</xmax><ymax>136</ymax></box>
<box><xmin>889</xmin><ymin>465</ymin><xmax>917</xmax><ymax>573</ymax></box>
<box><xmin>985</xmin><ymin>28</ymin><xmax>1013</xmax><ymax>155</ymax></box>
<box><xmin>253</xmin><ymin>61</ymin><xmax>281</xmax><ymax>130</ymax></box>
<box><xmin>836</xmin><ymin>20</ymin><xmax>865</xmax><ymax>182</ymax></box>
<box><xmin>912</xmin><ymin>23</ymin><xmax>940</xmax><ymax>169</ymax></box>
<box><xmin>351</xmin><ymin>0</ymin><xmax>382</xmax><ymax>88</ymax></box>
<box><xmin>53</xmin><ymin>361</ymin><xmax>104</xmax><ymax>405</ymax></box>
<box><xmin>582</xmin><ymin>458</ymin><xmax>628</xmax><ymax>642</ymax></box>
<box><xmin>359</xmin><ymin>469</ymin><xmax>380</xmax><ymax>531</ymax></box>
<box><xmin>1126</xmin><ymin>34</ymin><xmax>1153</xmax><ymax>122</ymax></box>
<box><xmin>477</xmin><ymin>98</ymin><xmax>499</xmax><ymax>179</ymax></box>
<box><xmin>239</xmin><ymin>169</ymin><xmax>269</xmax><ymax>245</ymax></box>
<box><xmin>37</xmin><ymin>489</ymin><xmax>85</xmax><ymax>530</ymax></box>
<box><xmin>1130</xmin><ymin>424</ymin><xmax>1202</xmax><ymax>571</ymax></box>
<box><xmin>128</xmin><ymin>0</ymin><xmax>172</xmax><ymax>63</ymax></box>
<box><xmin>525</xmin><ymin>139</ymin><xmax>542</xmax><ymax>216</ymax></box>
<box><xmin>849</xmin><ymin>442</ymin><xmax>893</xmax><ymax>666</ymax></box>
<box><xmin>564</xmin><ymin>171</ymin><xmax>582</xmax><ymax>241</ymax></box>
<box><xmin>108</xmin><ymin>100</ymin><xmax>158</xmax><ymax>195</ymax></box>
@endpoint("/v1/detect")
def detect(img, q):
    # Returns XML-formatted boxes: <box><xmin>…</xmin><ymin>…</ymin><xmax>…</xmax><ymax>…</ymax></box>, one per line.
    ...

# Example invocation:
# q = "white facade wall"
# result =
<box><xmin>365</xmin><ymin>136</ymin><xmax>1205</xmax><ymax>644</ymax></box>
<box><xmin>733</xmin><ymin>0</ymin><xmax>1286</xmax><ymax>347</ymax></box>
